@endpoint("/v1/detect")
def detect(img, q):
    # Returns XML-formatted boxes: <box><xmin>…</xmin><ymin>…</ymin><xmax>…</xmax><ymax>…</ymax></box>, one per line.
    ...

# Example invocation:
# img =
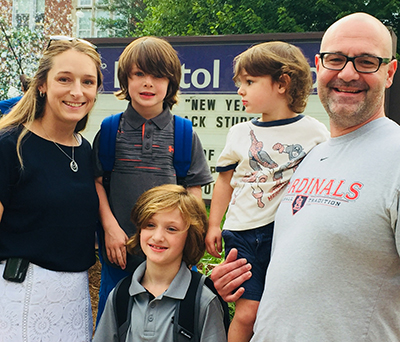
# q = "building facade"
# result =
<box><xmin>0</xmin><ymin>0</ymin><xmax>111</xmax><ymax>37</ymax></box>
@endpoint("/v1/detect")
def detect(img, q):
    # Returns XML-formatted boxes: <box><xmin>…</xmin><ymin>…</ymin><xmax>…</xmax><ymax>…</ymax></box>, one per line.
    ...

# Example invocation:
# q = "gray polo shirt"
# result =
<box><xmin>94</xmin><ymin>262</ymin><xmax>227</xmax><ymax>342</ymax></box>
<box><xmin>93</xmin><ymin>103</ymin><xmax>213</xmax><ymax>237</ymax></box>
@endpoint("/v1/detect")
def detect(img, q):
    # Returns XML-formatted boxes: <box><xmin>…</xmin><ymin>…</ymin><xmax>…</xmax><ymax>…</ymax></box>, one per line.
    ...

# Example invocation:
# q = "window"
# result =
<box><xmin>94</xmin><ymin>9</ymin><xmax>109</xmax><ymax>37</ymax></box>
<box><xmin>75</xmin><ymin>0</ymin><xmax>111</xmax><ymax>38</ymax></box>
<box><xmin>79</xmin><ymin>0</ymin><xmax>93</xmax><ymax>6</ymax></box>
<box><xmin>13</xmin><ymin>0</ymin><xmax>45</xmax><ymax>30</ymax></box>
<box><xmin>77</xmin><ymin>9</ymin><xmax>92</xmax><ymax>37</ymax></box>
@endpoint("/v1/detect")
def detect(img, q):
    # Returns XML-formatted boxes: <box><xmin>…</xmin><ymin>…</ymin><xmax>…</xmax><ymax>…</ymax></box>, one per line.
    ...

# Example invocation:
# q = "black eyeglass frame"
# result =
<box><xmin>318</xmin><ymin>52</ymin><xmax>393</xmax><ymax>74</ymax></box>
<box><xmin>46</xmin><ymin>35</ymin><xmax>97</xmax><ymax>51</ymax></box>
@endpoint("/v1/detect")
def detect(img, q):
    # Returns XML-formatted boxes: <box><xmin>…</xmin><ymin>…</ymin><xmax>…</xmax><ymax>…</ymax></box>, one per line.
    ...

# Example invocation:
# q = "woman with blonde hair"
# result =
<box><xmin>0</xmin><ymin>37</ymin><xmax>103</xmax><ymax>341</ymax></box>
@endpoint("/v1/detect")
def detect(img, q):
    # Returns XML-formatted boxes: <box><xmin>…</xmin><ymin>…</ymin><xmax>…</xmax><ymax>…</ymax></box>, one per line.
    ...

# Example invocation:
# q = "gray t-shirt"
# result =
<box><xmin>252</xmin><ymin>117</ymin><xmax>400</xmax><ymax>341</ymax></box>
<box><xmin>93</xmin><ymin>104</ymin><xmax>213</xmax><ymax>237</ymax></box>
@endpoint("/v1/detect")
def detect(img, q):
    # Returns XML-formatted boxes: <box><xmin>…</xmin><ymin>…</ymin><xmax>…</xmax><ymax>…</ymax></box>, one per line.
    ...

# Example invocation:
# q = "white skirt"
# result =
<box><xmin>0</xmin><ymin>262</ymin><xmax>93</xmax><ymax>342</ymax></box>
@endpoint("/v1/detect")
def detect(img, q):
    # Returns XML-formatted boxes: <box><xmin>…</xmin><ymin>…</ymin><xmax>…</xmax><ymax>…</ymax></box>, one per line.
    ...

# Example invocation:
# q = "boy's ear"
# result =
<box><xmin>277</xmin><ymin>74</ymin><xmax>291</xmax><ymax>94</ymax></box>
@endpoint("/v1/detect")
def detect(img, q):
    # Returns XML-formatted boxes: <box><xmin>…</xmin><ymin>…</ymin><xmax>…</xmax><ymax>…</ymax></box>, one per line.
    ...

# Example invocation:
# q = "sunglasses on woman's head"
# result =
<box><xmin>46</xmin><ymin>35</ymin><xmax>97</xmax><ymax>51</ymax></box>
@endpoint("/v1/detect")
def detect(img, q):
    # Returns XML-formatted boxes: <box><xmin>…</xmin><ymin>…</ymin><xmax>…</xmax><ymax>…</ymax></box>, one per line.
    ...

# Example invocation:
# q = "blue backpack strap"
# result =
<box><xmin>98</xmin><ymin>112</ymin><xmax>123</xmax><ymax>172</ymax></box>
<box><xmin>173</xmin><ymin>115</ymin><xmax>193</xmax><ymax>179</ymax></box>
<box><xmin>99</xmin><ymin>113</ymin><xmax>191</xmax><ymax>178</ymax></box>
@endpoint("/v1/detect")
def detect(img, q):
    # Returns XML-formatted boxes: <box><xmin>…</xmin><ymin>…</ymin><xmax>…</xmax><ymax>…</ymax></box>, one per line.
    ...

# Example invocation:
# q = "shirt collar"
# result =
<box><xmin>128</xmin><ymin>261</ymin><xmax>191</xmax><ymax>300</ymax></box>
<box><xmin>123</xmin><ymin>103</ymin><xmax>173</xmax><ymax>130</ymax></box>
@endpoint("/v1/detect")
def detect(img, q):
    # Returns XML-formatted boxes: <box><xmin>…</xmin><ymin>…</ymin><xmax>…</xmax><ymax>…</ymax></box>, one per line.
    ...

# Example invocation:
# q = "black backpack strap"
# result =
<box><xmin>173</xmin><ymin>270</ymin><xmax>231</xmax><ymax>342</ymax></box>
<box><xmin>113</xmin><ymin>276</ymin><xmax>133</xmax><ymax>341</ymax></box>
<box><xmin>173</xmin><ymin>270</ymin><xmax>203</xmax><ymax>342</ymax></box>
<box><xmin>113</xmin><ymin>270</ymin><xmax>230</xmax><ymax>342</ymax></box>
<box><xmin>203</xmin><ymin>276</ymin><xmax>231</xmax><ymax>333</ymax></box>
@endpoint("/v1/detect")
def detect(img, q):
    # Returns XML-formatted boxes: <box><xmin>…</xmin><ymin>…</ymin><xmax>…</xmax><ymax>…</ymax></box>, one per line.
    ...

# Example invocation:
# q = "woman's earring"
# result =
<box><xmin>39</xmin><ymin>91</ymin><xmax>45</xmax><ymax>98</ymax></box>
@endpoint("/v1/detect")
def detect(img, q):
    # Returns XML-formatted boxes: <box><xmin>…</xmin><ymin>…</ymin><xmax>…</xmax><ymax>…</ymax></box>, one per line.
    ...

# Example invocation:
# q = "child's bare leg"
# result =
<box><xmin>228</xmin><ymin>298</ymin><xmax>259</xmax><ymax>342</ymax></box>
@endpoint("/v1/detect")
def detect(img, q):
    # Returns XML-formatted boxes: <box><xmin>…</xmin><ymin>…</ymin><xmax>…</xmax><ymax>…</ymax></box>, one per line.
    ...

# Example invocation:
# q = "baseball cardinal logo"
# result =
<box><xmin>292</xmin><ymin>195</ymin><xmax>308</xmax><ymax>215</ymax></box>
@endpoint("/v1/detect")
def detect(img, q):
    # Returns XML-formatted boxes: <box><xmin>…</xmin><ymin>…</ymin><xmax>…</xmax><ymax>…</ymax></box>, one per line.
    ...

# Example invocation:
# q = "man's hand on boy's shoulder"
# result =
<box><xmin>210</xmin><ymin>248</ymin><xmax>252</xmax><ymax>302</ymax></box>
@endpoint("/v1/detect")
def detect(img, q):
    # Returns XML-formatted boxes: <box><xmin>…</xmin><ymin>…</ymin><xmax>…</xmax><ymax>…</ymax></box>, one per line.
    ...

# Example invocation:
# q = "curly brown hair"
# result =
<box><xmin>233</xmin><ymin>41</ymin><xmax>312</xmax><ymax>113</ymax></box>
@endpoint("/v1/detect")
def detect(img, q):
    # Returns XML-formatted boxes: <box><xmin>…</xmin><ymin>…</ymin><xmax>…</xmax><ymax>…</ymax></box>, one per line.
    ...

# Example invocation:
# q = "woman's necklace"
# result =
<box><xmin>52</xmin><ymin>141</ymin><xmax>79</xmax><ymax>172</ymax></box>
<box><xmin>41</xmin><ymin>124</ymin><xmax>79</xmax><ymax>172</ymax></box>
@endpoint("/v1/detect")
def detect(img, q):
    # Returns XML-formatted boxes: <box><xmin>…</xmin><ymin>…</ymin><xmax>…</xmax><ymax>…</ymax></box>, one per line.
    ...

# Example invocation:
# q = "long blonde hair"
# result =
<box><xmin>0</xmin><ymin>39</ymin><xmax>103</xmax><ymax>165</ymax></box>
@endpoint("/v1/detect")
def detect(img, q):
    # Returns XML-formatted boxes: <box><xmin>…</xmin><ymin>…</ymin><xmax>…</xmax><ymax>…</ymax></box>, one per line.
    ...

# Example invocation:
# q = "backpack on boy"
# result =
<box><xmin>114</xmin><ymin>269</ymin><xmax>230</xmax><ymax>342</ymax></box>
<box><xmin>98</xmin><ymin>112</ymin><xmax>193</xmax><ymax>196</ymax></box>
<box><xmin>97</xmin><ymin>112</ymin><xmax>193</xmax><ymax>271</ymax></box>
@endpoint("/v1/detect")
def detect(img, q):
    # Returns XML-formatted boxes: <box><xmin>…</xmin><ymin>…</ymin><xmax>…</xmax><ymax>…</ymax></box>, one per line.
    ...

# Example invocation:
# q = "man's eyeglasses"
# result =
<box><xmin>46</xmin><ymin>36</ymin><xmax>97</xmax><ymax>51</ymax></box>
<box><xmin>319</xmin><ymin>52</ymin><xmax>392</xmax><ymax>74</ymax></box>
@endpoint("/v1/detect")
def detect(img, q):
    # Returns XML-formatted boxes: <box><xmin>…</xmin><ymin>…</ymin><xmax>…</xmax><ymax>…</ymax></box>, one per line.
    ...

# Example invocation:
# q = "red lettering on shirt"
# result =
<box><xmin>287</xmin><ymin>177</ymin><xmax>363</xmax><ymax>202</ymax></box>
<box><xmin>345</xmin><ymin>182</ymin><xmax>363</xmax><ymax>200</ymax></box>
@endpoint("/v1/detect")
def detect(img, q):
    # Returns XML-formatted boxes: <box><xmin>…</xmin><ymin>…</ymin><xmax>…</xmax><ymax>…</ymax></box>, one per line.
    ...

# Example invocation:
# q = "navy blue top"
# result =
<box><xmin>0</xmin><ymin>126</ymin><xmax>99</xmax><ymax>271</ymax></box>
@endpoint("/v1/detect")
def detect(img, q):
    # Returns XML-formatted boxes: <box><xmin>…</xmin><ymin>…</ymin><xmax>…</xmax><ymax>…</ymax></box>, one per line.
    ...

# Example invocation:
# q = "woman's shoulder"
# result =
<box><xmin>76</xmin><ymin>133</ymin><xmax>93</xmax><ymax>150</ymax></box>
<box><xmin>0</xmin><ymin>125</ymin><xmax>22</xmax><ymax>137</ymax></box>
<box><xmin>0</xmin><ymin>125</ymin><xmax>22</xmax><ymax>145</ymax></box>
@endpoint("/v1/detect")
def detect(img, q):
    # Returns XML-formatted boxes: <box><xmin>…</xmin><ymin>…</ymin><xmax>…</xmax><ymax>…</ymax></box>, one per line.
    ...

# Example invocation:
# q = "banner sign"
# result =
<box><xmin>98</xmin><ymin>41</ymin><xmax>321</xmax><ymax>94</ymax></box>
